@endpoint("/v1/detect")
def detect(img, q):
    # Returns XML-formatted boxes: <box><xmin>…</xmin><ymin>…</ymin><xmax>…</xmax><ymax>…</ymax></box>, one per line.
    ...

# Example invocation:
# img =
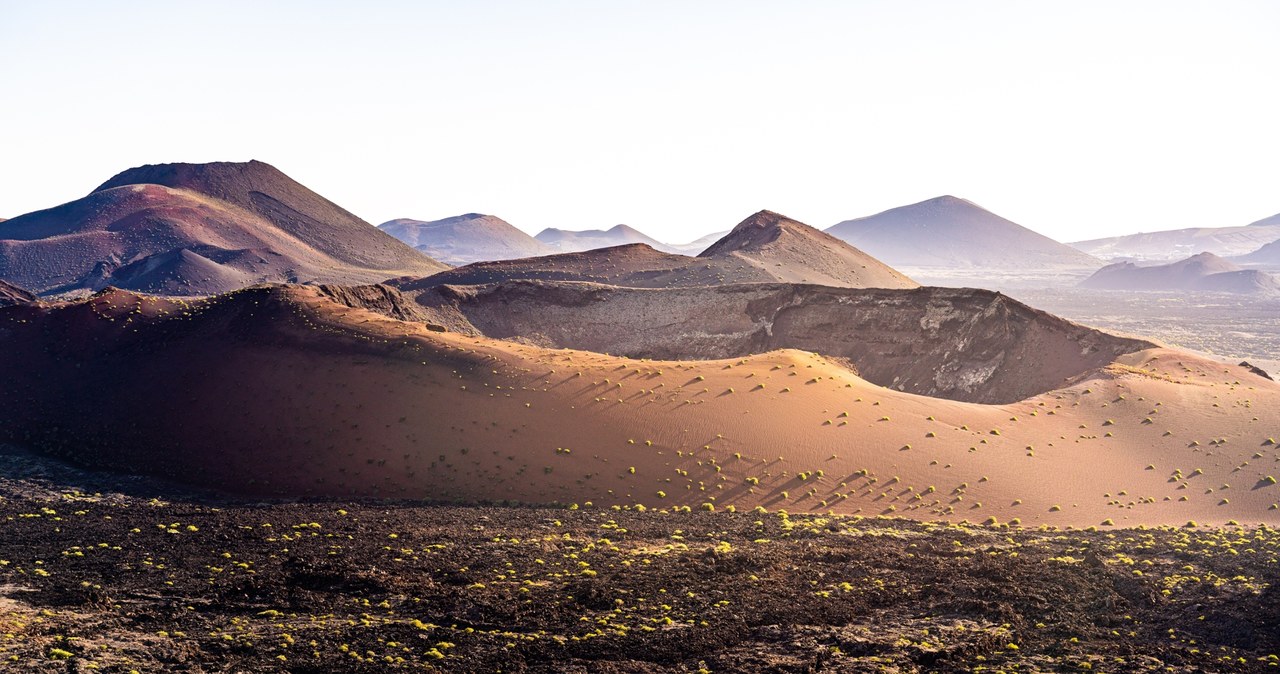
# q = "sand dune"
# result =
<box><xmin>0</xmin><ymin>161</ymin><xmax>446</xmax><ymax>295</ymax></box>
<box><xmin>1</xmin><ymin>283</ymin><xmax>1275</xmax><ymax>528</ymax></box>
<box><xmin>399</xmin><ymin>210</ymin><xmax>918</xmax><ymax>290</ymax></box>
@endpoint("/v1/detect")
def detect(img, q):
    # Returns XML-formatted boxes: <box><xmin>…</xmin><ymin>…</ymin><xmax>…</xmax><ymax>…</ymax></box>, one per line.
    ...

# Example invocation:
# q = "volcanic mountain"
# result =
<box><xmin>700</xmin><ymin>210</ymin><xmax>917</xmax><ymax>287</ymax></box>
<box><xmin>1081</xmin><ymin>252</ymin><xmax>1280</xmax><ymax>295</ymax></box>
<box><xmin>1072</xmin><ymin>211</ymin><xmax>1280</xmax><ymax>262</ymax></box>
<box><xmin>535</xmin><ymin>224</ymin><xmax>680</xmax><ymax>254</ymax></box>
<box><xmin>0</xmin><ymin>160</ymin><xmax>447</xmax><ymax>295</ymax></box>
<box><xmin>827</xmin><ymin>196</ymin><xmax>1102</xmax><ymax>269</ymax></box>
<box><xmin>378</xmin><ymin>213</ymin><xmax>553</xmax><ymax>266</ymax></box>
<box><xmin>402</xmin><ymin>210</ymin><xmax>918</xmax><ymax>290</ymax></box>
<box><xmin>2</xmin><ymin>282</ymin><xmax>1277</xmax><ymax>528</ymax></box>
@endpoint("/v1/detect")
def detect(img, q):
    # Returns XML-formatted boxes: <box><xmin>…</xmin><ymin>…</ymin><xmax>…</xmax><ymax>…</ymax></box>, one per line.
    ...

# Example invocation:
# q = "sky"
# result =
<box><xmin>1</xmin><ymin>0</ymin><xmax>1277</xmax><ymax>244</ymax></box>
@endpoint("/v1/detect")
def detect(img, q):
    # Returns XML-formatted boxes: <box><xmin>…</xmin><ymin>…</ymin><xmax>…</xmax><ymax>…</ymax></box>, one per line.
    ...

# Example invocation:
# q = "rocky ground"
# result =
<box><xmin>1009</xmin><ymin>288</ymin><xmax>1280</xmax><ymax>372</ymax></box>
<box><xmin>0</xmin><ymin>446</ymin><xmax>1278</xmax><ymax>673</ymax></box>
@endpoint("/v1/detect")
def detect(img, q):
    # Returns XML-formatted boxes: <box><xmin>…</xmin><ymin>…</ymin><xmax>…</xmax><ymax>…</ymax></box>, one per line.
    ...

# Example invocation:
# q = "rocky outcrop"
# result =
<box><xmin>403</xmin><ymin>281</ymin><xmax>1153</xmax><ymax>404</ymax></box>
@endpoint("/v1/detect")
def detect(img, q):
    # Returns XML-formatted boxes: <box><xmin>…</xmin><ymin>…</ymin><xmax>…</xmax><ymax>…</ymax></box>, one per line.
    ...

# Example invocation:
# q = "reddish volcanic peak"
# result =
<box><xmin>1</xmin><ymin>160</ymin><xmax>445</xmax><ymax>295</ymax></box>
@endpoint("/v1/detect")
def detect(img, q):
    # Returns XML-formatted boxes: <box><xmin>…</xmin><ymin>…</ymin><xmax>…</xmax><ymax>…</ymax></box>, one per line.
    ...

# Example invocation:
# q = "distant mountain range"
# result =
<box><xmin>7</xmin><ymin>161</ymin><xmax>1274</xmax><ymax>298</ymax></box>
<box><xmin>381</xmin><ymin>215</ymin><xmax>728</xmax><ymax>263</ymax></box>
<box><xmin>1080</xmin><ymin>252</ymin><xmax>1280</xmax><ymax>295</ymax></box>
<box><xmin>0</xmin><ymin>161</ymin><xmax>446</xmax><ymax>295</ymax></box>
<box><xmin>1070</xmin><ymin>211</ymin><xmax>1280</xmax><ymax>262</ymax></box>
<box><xmin>1237</xmin><ymin>238</ymin><xmax>1280</xmax><ymax>267</ymax></box>
<box><xmin>826</xmin><ymin>196</ymin><xmax>1102</xmax><ymax>269</ymax></box>
<box><xmin>397</xmin><ymin>210</ymin><xmax>918</xmax><ymax>291</ymax></box>
<box><xmin>535</xmin><ymin>224</ymin><xmax>682</xmax><ymax>254</ymax></box>
<box><xmin>379</xmin><ymin>214</ymin><xmax>553</xmax><ymax>266</ymax></box>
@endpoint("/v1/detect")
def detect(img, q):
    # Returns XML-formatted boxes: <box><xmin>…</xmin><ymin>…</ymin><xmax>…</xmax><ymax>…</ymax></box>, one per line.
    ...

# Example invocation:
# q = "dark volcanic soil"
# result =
<box><xmin>0</xmin><ymin>453</ymin><xmax>1277</xmax><ymax>673</ymax></box>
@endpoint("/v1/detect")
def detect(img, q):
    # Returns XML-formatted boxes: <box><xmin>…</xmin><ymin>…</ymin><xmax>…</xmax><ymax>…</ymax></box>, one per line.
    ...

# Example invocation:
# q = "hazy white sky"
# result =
<box><xmin>2</xmin><ymin>0</ymin><xmax>1277</xmax><ymax>243</ymax></box>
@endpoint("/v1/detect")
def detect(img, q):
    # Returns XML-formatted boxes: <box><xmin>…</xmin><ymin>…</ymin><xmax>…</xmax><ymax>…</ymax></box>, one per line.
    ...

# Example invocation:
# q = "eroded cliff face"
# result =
<box><xmin>399</xmin><ymin>281</ymin><xmax>1153</xmax><ymax>404</ymax></box>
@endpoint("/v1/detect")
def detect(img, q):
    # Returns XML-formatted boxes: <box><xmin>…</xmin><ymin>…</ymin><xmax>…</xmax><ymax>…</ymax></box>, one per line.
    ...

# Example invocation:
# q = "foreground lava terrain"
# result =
<box><xmin>0</xmin><ymin>452</ymin><xmax>1277</xmax><ymax>673</ymax></box>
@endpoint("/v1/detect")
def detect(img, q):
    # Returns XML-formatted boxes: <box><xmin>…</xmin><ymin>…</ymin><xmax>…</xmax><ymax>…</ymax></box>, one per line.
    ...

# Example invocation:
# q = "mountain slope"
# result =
<box><xmin>827</xmin><ymin>195</ymin><xmax>1102</xmax><ymax>269</ymax></box>
<box><xmin>0</xmin><ymin>279</ymin><xmax>35</xmax><ymax>307</ymax></box>
<box><xmin>1247</xmin><ymin>212</ymin><xmax>1280</xmax><ymax>228</ymax></box>
<box><xmin>0</xmin><ymin>161</ymin><xmax>446</xmax><ymax>295</ymax></box>
<box><xmin>1</xmin><ymin>283</ymin><xmax>1276</xmax><ymax>527</ymax></box>
<box><xmin>1080</xmin><ymin>252</ymin><xmax>1280</xmax><ymax>294</ymax></box>
<box><xmin>536</xmin><ymin>224</ymin><xmax>680</xmax><ymax>254</ymax></box>
<box><xmin>401</xmin><ymin>210</ymin><xmax>916</xmax><ymax>290</ymax></box>
<box><xmin>379</xmin><ymin>214</ymin><xmax>552</xmax><ymax>265</ymax></box>
<box><xmin>701</xmin><ymin>210</ymin><xmax>917</xmax><ymax>288</ymax></box>
<box><xmin>1235</xmin><ymin>238</ymin><xmax>1280</xmax><ymax>268</ymax></box>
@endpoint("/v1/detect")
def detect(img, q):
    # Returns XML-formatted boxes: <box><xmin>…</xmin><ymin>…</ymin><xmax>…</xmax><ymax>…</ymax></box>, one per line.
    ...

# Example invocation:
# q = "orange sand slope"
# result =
<box><xmin>1</xmin><ymin>284</ymin><xmax>1277</xmax><ymax>527</ymax></box>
